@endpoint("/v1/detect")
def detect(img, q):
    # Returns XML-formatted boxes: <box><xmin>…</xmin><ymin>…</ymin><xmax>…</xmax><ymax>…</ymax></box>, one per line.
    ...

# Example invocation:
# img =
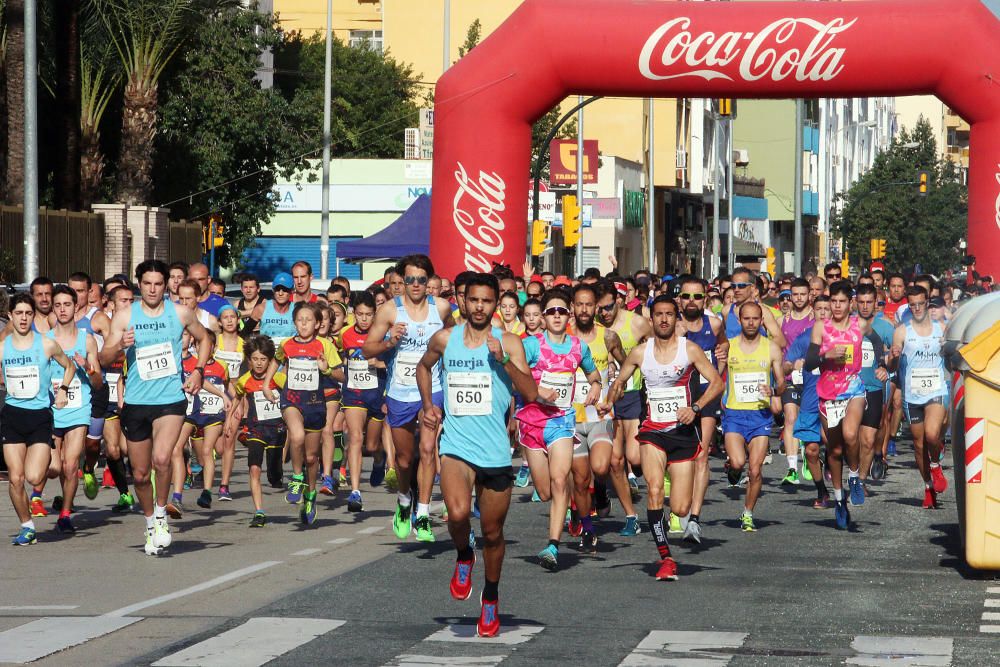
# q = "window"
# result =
<box><xmin>349</xmin><ymin>30</ymin><xmax>383</xmax><ymax>53</ymax></box>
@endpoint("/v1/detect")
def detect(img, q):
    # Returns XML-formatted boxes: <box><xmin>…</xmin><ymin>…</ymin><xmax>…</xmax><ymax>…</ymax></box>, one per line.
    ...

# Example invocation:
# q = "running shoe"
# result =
<box><xmin>369</xmin><ymin>462</ymin><xmax>386</xmax><ymax>488</ymax></box>
<box><xmin>102</xmin><ymin>468</ymin><xmax>114</xmax><ymax>489</ymax></box>
<box><xmin>415</xmin><ymin>515</ymin><xmax>435</xmax><ymax>542</ymax></box>
<box><xmin>887</xmin><ymin>439</ymin><xmax>897</xmax><ymax>457</ymax></box>
<box><xmin>450</xmin><ymin>553</ymin><xmax>476</xmax><ymax>600</ymax></box>
<box><xmin>384</xmin><ymin>468</ymin><xmax>398</xmax><ymax>492</ymax></box>
<box><xmin>477</xmin><ymin>595</ymin><xmax>500</xmax><ymax>638</ymax></box>
<box><xmin>764</xmin><ymin>452</ymin><xmax>773</xmax><ymax>465</ymax></box>
<box><xmin>726</xmin><ymin>466</ymin><xmax>742</xmax><ymax>487</ymax></box>
<box><xmin>514</xmin><ymin>463</ymin><xmax>531</xmax><ymax>488</ymax></box>
<box><xmin>628</xmin><ymin>475</ymin><xmax>641</xmax><ymax>501</ymax></box>
<box><xmin>579</xmin><ymin>531</ymin><xmax>598</xmax><ymax>554</ymax></box>
<box><xmin>663</xmin><ymin>472</ymin><xmax>671</xmax><ymax>498</ymax></box>
<box><xmin>930</xmin><ymin>465</ymin><xmax>948</xmax><ymax>494</ymax></box>
<box><xmin>30</xmin><ymin>497</ymin><xmax>48</xmax><ymax>517</ymax></box>
<box><xmin>56</xmin><ymin>516</ymin><xmax>76</xmax><ymax>534</ymax></box>
<box><xmin>319</xmin><ymin>475</ymin><xmax>335</xmax><ymax>496</ymax></box>
<box><xmin>83</xmin><ymin>472</ymin><xmax>99</xmax><ymax>500</ymax></box>
<box><xmin>347</xmin><ymin>490</ymin><xmax>363</xmax><ymax>513</ymax></box>
<box><xmin>668</xmin><ymin>513</ymin><xmax>682</xmax><ymax>534</ymax></box>
<box><xmin>531</xmin><ymin>490</ymin><xmax>541</xmax><ymax>502</ymax></box>
<box><xmin>537</xmin><ymin>544</ymin><xmax>559</xmax><ymax>571</ymax></box>
<box><xmin>166</xmin><ymin>500</ymin><xmax>183</xmax><ymax>520</ymax></box>
<box><xmin>802</xmin><ymin>463</ymin><xmax>814</xmax><ymax>482</ymax></box>
<box><xmin>813</xmin><ymin>495</ymin><xmax>831</xmax><ymax>509</ymax></box>
<box><xmin>740</xmin><ymin>511</ymin><xmax>756</xmax><ymax>532</ymax></box>
<box><xmin>834</xmin><ymin>499</ymin><xmax>850</xmax><ymax>530</ymax></box>
<box><xmin>338</xmin><ymin>470</ymin><xmax>347</xmax><ymax>488</ymax></box>
<box><xmin>824</xmin><ymin>468</ymin><xmax>833</xmax><ymax>483</ymax></box>
<box><xmin>300</xmin><ymin>493</ymin><xmax>317</xmax><ymax>525</ymax></box>
<box><xmin>738</xmin><ymin>473</ymin><xmax>748</xmax><ymax>488</ymax></box>
<box><xmin>923</xmin><ymin>487</ymin><xmax>939</xmax><ymax>509</ymax></box>
<box><xmin>183</xmin><ymin>473</ymin><xmax>194</xmax><ymax>490</ymax></box>
<box><xmin>392</xmin><ymin>501</ymin><xmax>412</xmax><ymax>539</ymax></box>
<box><xmin>144</xmin><ymin>528</ymin><xmax>160</xmax><ymax>556</ymax></box>
<box><xmin>472</xmin><ymin>498</ymin><xmax>481</xmax><ymax>519</ymax></box>
<box><xmin>250</xmin><ymin>512</ymin><xmax>266</xmax><ymax>528</ymax></box>
<box><xmin>469</xmin><ymin>527</ymin><xmax>477</xmax><ymax>551</ymax></box>
<box><xmin>870</xmin><ymin>454</ymin><xmax>887</xmax><ymax>481</ymax></box>
<box><xmin>781</xmin><ymin>468</ymin><xmax>800</xmax><ymax>486</ymax></box>
<box><xmin>655</xmin><ymin>557</ymin><xmax>679</xmax><ymax>581</ymax></box>
<box><xmin>567</xmin><ymin>517</ymin><xmax>583</xmax><ymax>538</ymax></box>
<box><xmin>11</xmin><ymin>527</ymin><xmax>37</xmax><ymax>546</ymax></box>
<box><xmin>112</xmin><ymin>492</ymin><xmax>135</xmax><ymax>513</ymax></box>
<box><xmin>153</xmin><ymin>517</ymin><xmax>172</xmax><ymax>548</ymax></box>
<box><xmin>197</xmin><ymin>489</ymin><xmax>212</xmax><ymax>509</ymax></box>
<box><xmin>619</xmin><ymin>515</ymin><xmax>641</xmax><ymax>536</ymax></box>
<box><xmin>285</xmin><ymin>478</ymin><xmax>304</xmax><ymax>504</ymax></box>
<box><xmin>596</xmin><ymin>499</ymin><xmax>612</xmax><ymax>519</ymax></box>
<box><xmin>682</xmin><ymin>519</ymin><xmax>702</xmax><ymax>544</ymax></box>
<box><xmin>218</xmin><ymin>486</ymin><xmax>232</xmax><ymax>502</ymax></box>
<box><xmin>848</xmin><ymin>477</ymin><xmax>865</xmax><ymax>506</ymax></box>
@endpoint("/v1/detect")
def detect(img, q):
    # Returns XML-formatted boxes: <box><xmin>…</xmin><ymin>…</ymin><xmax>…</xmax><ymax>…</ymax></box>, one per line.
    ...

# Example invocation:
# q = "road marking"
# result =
<box><xmin>981</xmin><ymin>625</ymin><xmax>1000</xmax><ymax>634</ymax></box>
<box><xmin>619</xmin><ymin>630</ymin><xmax>747</xmax><ymax>666</ymax></box>
<box><xmin>327</xmin><ymin>537</ymin><xmax>354</xmax><ymax>545</ymax></box>
<box><xmin>151</xmin><ymin>617</ymin><xmax>344</xmax><ymax>667</ymax></box>
<box><xmin>0</xmin><ymin>605</ymin><xmax>79</xmax><ymax>611</ymax></box>
<box><xmin>357</xmin><ymin>526</ymin><xmax>384</xmax><ymax>535</ymax></box>
<box><xmin>104</xmin><ymin>561</ymin><xmax>282</xmax><ymax>618</ymax></box>
<box><xmin>987</xmin><ymin>586</ymin><xmax>1000</xmax><ymax>595</ymax></box>
<box><xmin>425</xmin><ymin>623</ymin><xmax>544</xmax><ymax>645</ymax></box>
<box><xmin>389</xmin><ymin>656</ymin><xmax>505</xmax><ymax>666</ymax></box>
<box><xmin>291</xmin><ymin>548</ymin><xmax>323</xmax><ymax>556</ymax></box>
<box><xmin>0</xmin><ymin>616</ymin><xmax>142</xmax><ymax>663</ymax></box>
<box><xmin>983</xmin><ymin>612</ymin><xmax>1000</xmax><ymax>621</ymax></box>
<box><xmin>985</xmin><ymin>599</ymin><xmax>1000</xmax><ymax>608</ymax></box>
<box><xmin>848</xmin><ymin>636</ymin><xmax>952</xmax><ymax>666</ymax></box>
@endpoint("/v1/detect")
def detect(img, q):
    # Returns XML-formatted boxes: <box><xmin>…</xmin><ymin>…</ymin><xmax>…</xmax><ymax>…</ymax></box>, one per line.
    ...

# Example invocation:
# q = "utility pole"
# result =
<box><xmin>443</xmin><ymin>0</ymin><xmax>451</xmax><ymax>73</ymax></box>
<box><xmin>711</xmin><ymin>114</ymin><xmax>720</xmax><ymax>279</ymax></box>
<box><xmin>575</xmin><ymin>96</ymin><xmax>584</xmax><ymax>276</ymax></box>
<box><xmin>726</xmin><ymin>117</ymin><xmax>734</xmax><ymax>272</ymax></box>
<box><xmin>793</xmin><ymin>99</ymin><xmax>804</xmax><ymax>275</ymax></box>
<box><xmin>647</xmin><ymin>98</ymin><xmax>656</xmax><ymax>272</ymax></box>
<box><xmin>23</xmin><ymin>0</ymin><xmax>39</xmax><ymax>282</ymax></box>
<box><xmin>319</xmin><ymin>0</ymin><xmax>332</xmax><ymax>280</ymax></box>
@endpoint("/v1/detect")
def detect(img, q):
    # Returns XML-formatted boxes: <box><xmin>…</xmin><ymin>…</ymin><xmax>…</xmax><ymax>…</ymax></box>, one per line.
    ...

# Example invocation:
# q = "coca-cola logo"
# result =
<box><xmin>452</xmin><ymin>162</ymin><xmax>507</xmax><ymax>272</ymax></box>
<box><xmin>639</xmin><ymin>17</ymin><xmax>857</xmax><ymax>82</ymax></box>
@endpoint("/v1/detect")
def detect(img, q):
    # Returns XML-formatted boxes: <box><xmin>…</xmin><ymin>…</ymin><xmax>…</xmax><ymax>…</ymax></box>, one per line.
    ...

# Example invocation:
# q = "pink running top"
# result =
<box><xmin>817</xmin><ymin>315</ymin><xmax>863</xmax><ymax>400</ymax></box>
<box><xmin>516</xmin><ymin>332</ymin><xmax>583</xmax><ymax>424</ymax></box>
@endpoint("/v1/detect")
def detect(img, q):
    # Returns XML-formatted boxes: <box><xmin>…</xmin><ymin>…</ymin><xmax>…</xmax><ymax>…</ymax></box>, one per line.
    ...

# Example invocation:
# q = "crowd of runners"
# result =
<box><xmin>0</xmin><ymin>253</ymin><xmax>983</xmax><ymax>637</ymax></box>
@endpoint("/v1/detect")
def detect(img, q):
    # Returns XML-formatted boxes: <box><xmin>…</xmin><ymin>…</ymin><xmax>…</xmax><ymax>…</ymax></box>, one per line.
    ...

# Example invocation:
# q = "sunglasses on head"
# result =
<box><xmin>678</xmin><ymin>292</ymin><xmax>706</xmax><ymax>300</ymax></box>
<box><xmin>732</xmin><ymin>282</ymin><xmax>752</xmax><ymax>289</ymax></box>
<box><xmin>403</xmin><ymin>275</ymin><xmax>428</xmax><ymax>286</ymax></box>
<box><xmin>543</xmin><ymin>306</ymin><xmax>570</xmax><ymax>316</ymax></box>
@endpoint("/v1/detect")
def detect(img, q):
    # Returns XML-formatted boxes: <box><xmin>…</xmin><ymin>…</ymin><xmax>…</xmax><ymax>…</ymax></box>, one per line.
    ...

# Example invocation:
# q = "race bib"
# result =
<box><xmin>447</xmin><ymin>372</ymin><xmax>492</xmax><ymax>416</ymax></box>
<box><xmin>911</xmin><ymin>368</ymin><xmax>942</xmax><ymax>395</ymax></box>
<box><xmin>253</xmin><ymin>391</ymin><xmax>282</xmax><ymax>421</ymax></box>
<box><xmin>647</xmin><ymin>386</ymin><xmax>688</xmax><ymax>423</ymax></box>
<box><xmin>106</xmin><ymin>372</ymin><xmax>121</xmax><ymax>404</ymax></box>
<box><xmin>198</xmin><ymin>389</ymin><xmax>224</xmax><ymax>415</ymax></box>
<box><xmin>287</xmin><ymin>358</ymin><xmax>319</xmax><ymax>391</ymax></box>
<box><xmin>791</xmin><ymin>369</ymin><xmax>804</xmax><ymax>386</ymax></box>
<box><xmin>52</xmin><ymin>377</ymin><xmax>83</xmax><ymax>410</ymax></box>
<box><xmin>824</xmin><ymin>398</ymin><xmax>849</xmax><ymax>429</ymax></box>
<box><xmin>6</xmin><ymin>365</ymin><xmax>40</xmax><ymax>399</ymax></box>
<box><xmin>861</xmin><ymin>340</ymin><xmax>876</xmax><ymax>368</ymax></box>
<box><xmin>540</xmin><ymin>371</ymin><xmax>573</xmax><ymax>409</ymax></box>
<box><xmin>136</xmin><ymin>342</ymin><xmax>177</xmax><ymax>381</ymax></box>
<box><xmin>573</xmin><ymin>369</ymin><xmax>592</xmax><ymax>405</ymax></box>
<box><xmin>215</xmin><ymin>350</ymin><xmax>243</xmax><ymax>379</ymax></box>
<box><xmin>393</xmin><ymin>351</ymin><xmax>422</xmax><ymax>387</ymax></box>
<box><xmin>734</xmin><ymin>371</ymin><xmax>767</xmax><ymax>404</ymax></box>
<box><xmin>348</xmin><ymin>358</ymin><xmax>378</xmax><ymax>391</ymax></box>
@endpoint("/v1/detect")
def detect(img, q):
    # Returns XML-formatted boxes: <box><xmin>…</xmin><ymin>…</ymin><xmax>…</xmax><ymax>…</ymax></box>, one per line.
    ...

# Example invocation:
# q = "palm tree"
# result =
<box><xmin>4</xmin><ymin>0</ymin><xmax>23</xmax><ymax>205</ymax></box>
<box><xmin>79</xmin><ymin>47</ymin><xmax>117</xmax><ymax>209</ymax></box>
<box><xmin>95</xmin><ymin>0</ymin><xmax>191</xmax><ymax>205</ymax></box>
<box><xmin>1</xmin><ymin>0</ymin><xmax>9</xmax><ymax>202</ymax></box>
<box><xmin>53</xmin><ymin>0</ymin><xmax>81</xmax><ymax>210</ymax></box>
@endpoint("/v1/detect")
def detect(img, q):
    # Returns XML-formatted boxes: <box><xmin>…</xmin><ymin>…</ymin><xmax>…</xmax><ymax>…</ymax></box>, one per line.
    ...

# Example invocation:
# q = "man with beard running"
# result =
<box><xmin>778</xmin><ymin>278</ymin><xmax>814</xmax><ymax>486</ymax></box>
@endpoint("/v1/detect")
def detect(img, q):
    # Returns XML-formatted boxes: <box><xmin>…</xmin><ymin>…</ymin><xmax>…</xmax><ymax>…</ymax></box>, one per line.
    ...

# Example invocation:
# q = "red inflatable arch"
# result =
<box><xmin>430</xmin><ymin>0</ymin><xmax>1000</xmax><ymax>278</ymax></box>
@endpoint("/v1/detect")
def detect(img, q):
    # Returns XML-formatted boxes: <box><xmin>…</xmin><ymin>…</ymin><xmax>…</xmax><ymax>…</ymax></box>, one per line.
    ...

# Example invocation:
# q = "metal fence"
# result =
<box><xmin>0</xmin><ymin>206</ymin><xmax>105</xmax><ymax>283</ymax></box>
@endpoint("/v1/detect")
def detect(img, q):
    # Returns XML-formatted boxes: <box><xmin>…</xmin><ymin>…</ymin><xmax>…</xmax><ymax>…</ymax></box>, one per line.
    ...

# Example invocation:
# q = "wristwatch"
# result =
<box><xmin>59</xmin><ymin>385</ymin><xmax>71</xmax><ymax>393</ymax></box>
<box><xmin>691</xmin><ymin>403</ymin><xmax>703</xmax><ymax>415</ymax></box>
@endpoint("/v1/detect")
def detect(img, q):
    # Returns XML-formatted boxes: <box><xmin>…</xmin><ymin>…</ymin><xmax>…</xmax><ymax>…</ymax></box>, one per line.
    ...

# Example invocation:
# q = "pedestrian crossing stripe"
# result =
<box><xmin>618</xmin><ymin>630</ymin><xmax>747</xmax><ymax>666</ymax></box>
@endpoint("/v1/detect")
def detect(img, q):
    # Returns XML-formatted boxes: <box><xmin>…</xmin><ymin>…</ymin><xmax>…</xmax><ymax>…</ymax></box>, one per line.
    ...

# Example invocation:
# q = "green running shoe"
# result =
<box><xmin>392</xmin><ymin>501</ymin><xmax>412</xmax><ymax>539</ymax></box>
<box><xmin>414</xmin><ymin>515</ymin><xmax>435</xmax><ymax>542</ymax></box>
<box><xmin>384</xmin><ymin>468</ymin><xmax>399</xmax><ymax>492</ymax></box>
<box><xmin>663</xmin><ymin>471</ymin><xmax>672</xmax><ymax>498</ymax></box>
<box><xmin>112</xmin><ymin>492</ymin><xmax>134</xmax><ymax>513</ymax></box>
<box><xmin>780</xmin><ymin>468</ymin><xmax>801</xmax><ymax>486</ymax></box>
<box><xmin>802</xmin><ymin>463</ymin><xmax>814</xmax><ymax>482</ymax></box>
<box><xmin>300</xmin><ymin>492</ymin><xmax>317</xmax><ymax>525</ymax></box>
<box><xmin>668</xmin><ymin>512</ymin><xmax>682</xmax><ymax>534</ymax></box>
<box><xmin>740</xmin><ymin>510</ymin><xmax>756</xmax><ymax>532</ymax></box>
<box><xmin>83</xmin><ymin>472</ymin><xmax>99</xmax><ymax>500</ymax></box>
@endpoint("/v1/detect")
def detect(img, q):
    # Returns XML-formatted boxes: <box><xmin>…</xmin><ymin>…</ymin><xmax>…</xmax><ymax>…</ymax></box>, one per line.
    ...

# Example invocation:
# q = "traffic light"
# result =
<box><xmin>562</xmin><ymin>195</ymin><xmax>581</xmax><ymax>247</ymax></box>
<box><xmin>210</xmin><ymin>215</ymin><xmax>224</xmax><ymax>248</ymax></box>
<box><xmin>840</xmin><ymin>253</ymin><xmax>850</xmax><ymax>279</ymax></box>
<box><xmin>766</xmin><ymin>247</ymin><xmax>775</xmax><ymax>276</ymax></box>
<box><xmin>870</xmin><ymin>238</ymin><xmax>886</xmax><ymax>259</ymax></box>
<box><xmin>717</xmin><ymin>99</ymin><xmax>734</xmax><ymax>117</ymax></box>
<box><xmin>531</xmin><ymin>219</ymin><xmax>548</xmax><ymax>256</ymax></box>
<box><xmin>918</xmin><ymin>170</ymin><xmax>929</xmax><ymax>196</ymax></box>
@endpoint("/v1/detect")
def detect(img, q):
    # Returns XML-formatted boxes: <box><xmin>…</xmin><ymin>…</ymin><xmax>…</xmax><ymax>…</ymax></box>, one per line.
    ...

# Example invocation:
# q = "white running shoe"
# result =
<box><xmin>153</xmin><ymin>516</ymin><xmax>172</xmax><ymax>548</ymax></box>
<box><xmin>144</xmin><ymin>528</ymin><xmax>162</xmax><ymax>556</ymax></box>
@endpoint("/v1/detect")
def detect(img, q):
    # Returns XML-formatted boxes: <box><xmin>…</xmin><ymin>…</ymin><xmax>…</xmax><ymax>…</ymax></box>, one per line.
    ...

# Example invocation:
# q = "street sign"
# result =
<box><xmin>528</xmin><ymin>191</ymin><xmax>556</xmax><ymax>222</ymax></box>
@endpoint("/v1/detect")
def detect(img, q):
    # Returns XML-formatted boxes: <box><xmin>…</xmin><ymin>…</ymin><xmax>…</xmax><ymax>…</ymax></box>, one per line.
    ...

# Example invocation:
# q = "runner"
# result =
<box><xmin>100</xmin><ymin>259</ymin><xmax>213</xmax><ymax>556</ymax></box>
<box><xmin>291</xmin><ymin>261</ymin><xmax>319</xmax><ymax>303</ymax></box>
<box><xmin>719</xmin><ymin>267</ymin><xmax>787</xmax><ymax>347</ymax></box>
<box><xmin>167</xmin><ymin>262</ymin><xmax>188</xmax><ymax>303</ymax></box>
<box><xmin>215</xmin><ymin>304</ymin><xmax>246</xmax><ymax>496</ymax></box>
<box><xmin>722</xmin><ymin>301</ymin><xmax>785</xmax><ymax>532</ymax></box>
<box><xmin>101</xmin><ymin>285</ymin><xmax>137</xmax><ymax>513</ymax></box>
<box><xmin>2</xmin><ymin>294</ymin><xmax>76</xmax><ymax>545</ymax></box>
<box><xmin>521</xmin><ymin>298</ymin><xmax>544</xmax><ymax>337</ymax></box>
<box><xmin>363</xmin><ymin>254</ymin><xmax>454</xmax><ymax>542</ymax></box>
<box><xmin>246</xmin><ymin>272</ymin><xmax>297</xmax><ymax>348</ymax></box>
<box><xmin>855</xmin><ymin>284</ymin><xmax>894</xmax><ymax>483</ymax></box>
<box><xmin>187</xmin><ymin>263</ymin><xmax>230</xmax><ymax>318</ymax></box>
<box><xmin>237</xmin><ymin>273</ymin><xmax>262</xmax><ymax>333</ymax></box>
<box><xmin>601</xmin><ymin>295</ymin><xmax>723</xmax><ymax>580</ymax></box>
<box><xmin>778</xmin><ymin>278</ymin><xmax>814</xmax><ymax>486</ymax></box>
<box><xmin>418</xmin><ymin>272</ymin><xmax>539</xmax><ymax>637</ymax></box>
<box><xmin>891</xmin><ymin>285</ymin><xmax>949</xmax><ymax>509</ymax></box>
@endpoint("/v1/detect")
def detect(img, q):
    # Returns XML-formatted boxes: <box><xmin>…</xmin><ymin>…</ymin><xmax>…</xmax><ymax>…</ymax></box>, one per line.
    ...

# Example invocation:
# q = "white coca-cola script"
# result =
<box><xmin>639</xmin><ymin>17</ymin><xmax>857</xmax><ymax>83</ymax></box>
<box><xmin>452</xmin><ymin>162</ymin><xmax>507</xmax><ymax>272</ymax></box>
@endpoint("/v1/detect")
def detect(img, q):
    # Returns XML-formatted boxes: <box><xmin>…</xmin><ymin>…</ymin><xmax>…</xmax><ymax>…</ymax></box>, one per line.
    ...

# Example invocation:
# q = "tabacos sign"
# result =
<box><xmin>639</xmin><ymin>17</ymin><xmax>857</xmax><ymax>83</ymax></box>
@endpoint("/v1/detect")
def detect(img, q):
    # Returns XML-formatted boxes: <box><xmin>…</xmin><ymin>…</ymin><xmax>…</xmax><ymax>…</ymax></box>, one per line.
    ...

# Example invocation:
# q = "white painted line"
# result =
<box><xmin>0</xmin><ymin>616</ymin><xmax>142</xmax><ymax>663</ymax></box>
<box><xmin>327</xmin><ymin>537</ymin><xmax>354</xmax><ymax>545</ymax></box>
<box><xmin>982</xmin><ymin>612</ymin><xmax>1000</xmax><ymax>621</ymax></box>
<box><xmin>985</xmin><ymin>599</ymin><xmax>1000</xmax><ymax>608</ymax></box>
<box><xmin>980</xmin><ymin>625</ymin><xmax>1000</xmax><ymax>634</ymax></box>
<box><xmin>152</xmin><ymin>617</ymin><xmax>344</xmax><ymax>667</ymax></box>
<box><xmin>425</xmin><ymin>624</ymin><xmax>544</xmax><ymax>646</ymax></box>
<box><xmin>389</xmin><ymin>655</ymin><xmax>505</xmax><ymax>666</ymax></box>
<box><xmin>291</xmin><ymin>548</ymin><xmax>323</xmax><ymax>556</ymax></box>
<box><xmin>357</xmin><ymin>525</ymin><xmax>385</xmax><ymax>535</ymax></box>
<box><xmin>104</xmin><ymin>561</ymin><xmax>282</xmax><ymax>618</ymax></box>
<box><xmin>848</xmin><ymin>636</ymin><xmax>952</xmax><ymax>667</ymax></box>
<box><xmin>987</xmin><ymin>586</ymin><xmax>1000</xmax><ymax>595</ymax></box>
<box><xmin>0</xmin><ymin>605</ymin><xmax>79</xmax><ymax>611</ymax></box>
<box><xmin>619</xmin><ymin>630</ymin><xmax>747</xmax><ymax>666</ymax></box>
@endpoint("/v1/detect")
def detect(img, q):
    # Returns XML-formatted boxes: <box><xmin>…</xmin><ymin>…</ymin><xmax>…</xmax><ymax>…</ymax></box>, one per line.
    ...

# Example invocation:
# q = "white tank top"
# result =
<box><xmin>640</xmin><ymin>337</ymin><xmax>696</xmax><ymax>432</ymax></box>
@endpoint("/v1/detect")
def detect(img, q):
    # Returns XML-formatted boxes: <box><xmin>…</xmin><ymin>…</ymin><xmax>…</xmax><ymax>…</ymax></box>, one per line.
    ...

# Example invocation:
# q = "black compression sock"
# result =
<box><xmin>483</xmin><ymin>578</ymin><xmax>499</xmax><ymax>602</ymax></box>
<box><xmin>108</xmin><ymin>457</ymin><xmax>130</xmax><ymax>495</ymax></box>
<box><xmin>647</xmin><ymin>508</ymin><xmax>670</xmax><ymax>558</ymax></box>
<box><xmin>815</xmin><ymin>480</ymin><xmax>828</xmax><ymax>498</ymax></box>
<box><xmin>594</xmin><ymin>477</ymin><xmax>610</xmax><ymax>508</ymax></box>
<box><xmin>457</xmin><ymin>546</ymin><xmax>474</xmax><ymax>562</ymax></box>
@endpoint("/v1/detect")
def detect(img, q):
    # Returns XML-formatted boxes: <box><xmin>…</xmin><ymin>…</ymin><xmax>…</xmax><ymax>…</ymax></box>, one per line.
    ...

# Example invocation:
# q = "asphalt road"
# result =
<box><xmin>2</xmin><ymin>432</ymin><xmax>999</xmax><ymax>666</ymax></box>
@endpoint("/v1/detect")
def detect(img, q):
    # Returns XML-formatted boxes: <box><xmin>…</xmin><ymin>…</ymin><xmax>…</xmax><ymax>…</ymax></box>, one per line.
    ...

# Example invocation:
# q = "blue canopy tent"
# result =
<box><xmin>337</xmin><ymin>194</ymin><xmax>430</xmax><ymax>262</ymax></box>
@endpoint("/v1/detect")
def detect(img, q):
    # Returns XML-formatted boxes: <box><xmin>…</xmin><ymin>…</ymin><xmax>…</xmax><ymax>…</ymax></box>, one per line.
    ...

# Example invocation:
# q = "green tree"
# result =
<box><xmin>833</xmin><ymin>118</ymin><xmax>967</xmax><ymax>274</ymax></box>
<box><xmin>457</xmin><ymin>18</ymin><xmax>480</xmax><ymax>58</ymax></box>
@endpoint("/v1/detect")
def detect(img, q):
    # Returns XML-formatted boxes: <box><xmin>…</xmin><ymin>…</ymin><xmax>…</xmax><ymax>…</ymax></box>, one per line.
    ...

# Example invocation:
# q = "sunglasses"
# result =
<box><xmin>597</xmin><ymin>303</ymin><xmax>616</xmax><ymax>312</ymax></box>
<box><xmin>678</xmin><ymin>292</ymin><xmax>706</xmax><ymax>300</ymax></box>
<box><xmin>273</xmin><ymin>286</ymin><xmax>290</xmax><ymax>293</ymax></box>
<box><xmin>543</xmin><ymin>306</ymin><xmax>570</xmax><ymax>316</ymax></box>
<box><xmin>825</xmin><ymin>273</ymin><xmax>841</xmax><ymax>280</ymax></box>
<box><xmin>403</xmin><ymin>275</ymin><xmax>428</xmax><ymax>286</ymax></box>
<box><xmin>440</xmin><ymin>290</ymin><xmax>454</xmax><ymax>297</ymax></box>
<box><xmin>732</xmin><ymin>282</ymin><xmax>752</xmax><ymax>289</ymax></box>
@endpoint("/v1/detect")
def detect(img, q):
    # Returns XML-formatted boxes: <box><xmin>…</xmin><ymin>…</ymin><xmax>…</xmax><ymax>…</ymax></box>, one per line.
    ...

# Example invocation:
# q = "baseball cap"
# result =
<box><xmin>553</xmin><ymin>275</ymin><xmax>573</xmax><ymax>287</ymax></box>
<box><xmin>613</xmin><ymin>281</ymin><xmax>627</xmax><ymax>297</ymax></box>
<box><xmin>272</xmin><ymin>272</ymin><xmax>293</xmax><ymax>290</ymax></box>
<box><xmin>929</xmin><ymin>296</ymin><xmax>946</xmax><ymax>308</ymax></box>
<box><xmin>529</xmin><ymin>275</ymin><xmax>544</xmax><ymax>284</ymax></box>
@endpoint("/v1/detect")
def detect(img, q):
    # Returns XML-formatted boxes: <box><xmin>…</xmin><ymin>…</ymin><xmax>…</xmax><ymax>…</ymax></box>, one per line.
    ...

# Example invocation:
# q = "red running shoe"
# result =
<box><xmin>922</xmin><ymin>487</ymin><xmax>939</xmax><ymax>509</ymax></box>
<box><xmin>102</xmin><ymin>468</ymin><xmax>114</xmax><ymax>489</ymax></box>
<box><xmin>29</xmin><ymin>497</ymin><xmax>48</xmax><ymax>517</ymax></box>
<box><xmin>477</xmin><ymin>595</ymin><xmax>500</xmax><ymax>638</ymax></box>
<box><xmin>567</xmin><ymin>518</ymin><xmax>583</xmax><ymax>538</ymax></box>
<box><xmin>449</xmin><ymin>553</ymin><xmax>476</xmax><ymax>601</ymax></box>
<box><xmin>655</xmin><ymin>557</ymin><xmax>679</xmax><ymax>581</ymax></box>
<box><xmin>930</xmin><ymin>466</ymin><xmax>948</xmax><ymax>494</ymax></box>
